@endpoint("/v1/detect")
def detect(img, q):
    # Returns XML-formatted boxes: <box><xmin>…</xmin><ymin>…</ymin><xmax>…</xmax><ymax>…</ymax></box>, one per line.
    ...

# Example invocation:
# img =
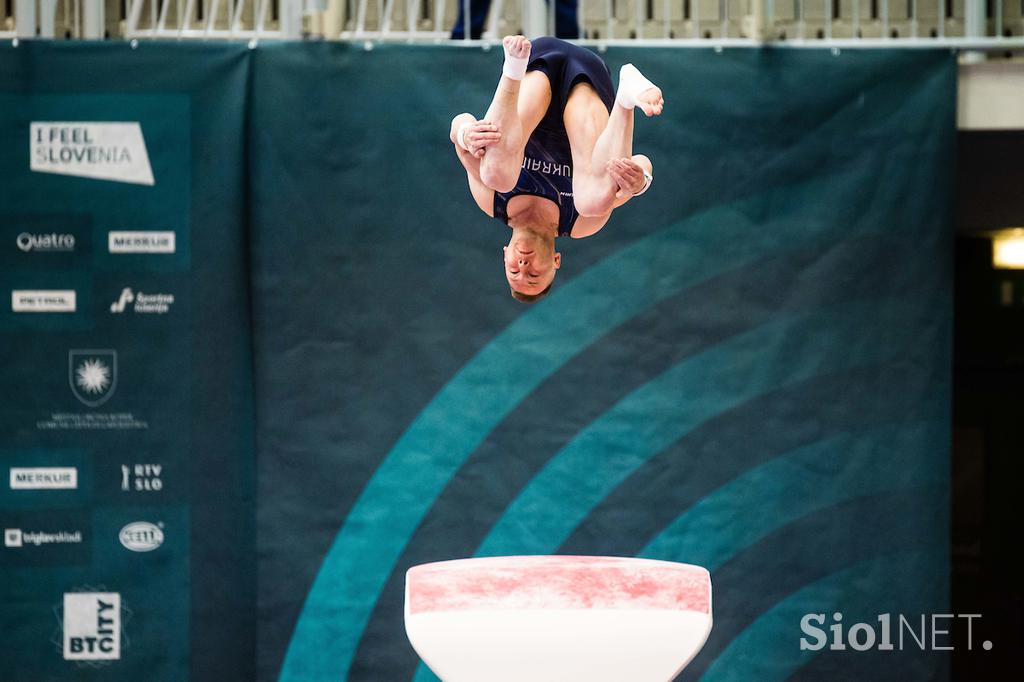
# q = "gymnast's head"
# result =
<box><xmin>503</xmin><ymin>225</ymin><xmax>561</xmax><ymax>303</ymax></box>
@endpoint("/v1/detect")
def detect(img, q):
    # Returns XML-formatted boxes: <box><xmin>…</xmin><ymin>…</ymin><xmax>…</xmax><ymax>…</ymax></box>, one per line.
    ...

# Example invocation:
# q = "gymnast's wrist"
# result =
<box><xmin>633</xmin><ymin>170</ymin><xmax>653</xmax><ymax>196</ymax></box>
<box><xmin>456</xmin><ymin>121</ymin><xmax>473</xmax><ymax>152</ymax></box>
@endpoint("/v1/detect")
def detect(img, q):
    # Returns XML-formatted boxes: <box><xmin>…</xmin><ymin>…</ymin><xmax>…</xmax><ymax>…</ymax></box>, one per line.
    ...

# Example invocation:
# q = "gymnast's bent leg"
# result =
<box><xmin>478</xmin><ymin>36</ymin><xmax>552</xmax><ymax>193</ymax></box>
<box><xmin>565</xmin><ymin>66</ymin><xmax>663</xmax><ymax>217</ymax></box>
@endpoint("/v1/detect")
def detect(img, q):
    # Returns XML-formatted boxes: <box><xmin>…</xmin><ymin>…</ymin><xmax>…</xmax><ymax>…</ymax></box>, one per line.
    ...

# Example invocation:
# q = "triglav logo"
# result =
<box><xmin>121</xmin><ymin>464</ymin><xmax>162</xmax><ymax>492</ymax></box>
<box><xmin>17</xmin><ymin>232</ymin><xmax>76</xmax><ymax>252</ymax></box>
<box><xmin>54</xmin><ymin>591</ymin><xmax>131</xmax><ymax>663</ymax></box>
<box><xmin>9</xmin><ymin>466</ymin><xmax>78</xmax><ymax>490</ymax></box>
<box><xmin>108</xmin><ymin>231</ymin><xmax>175</xmax><ymax>254</ymax></box>
<box><xmin>69</xmin><ymin>350</ymin><xmax>117</xmax><ymax>407</ymax></box>
<box><xmin>110</xmin><ymin>287</ymin><xmax>174</xmax><ymax>314</ymax></box>
<box><xmin>31</xmin><ymin>123</ymin><xmax>155</xmax><ymax>185</ymax></box>
<box><xmin>118</xmin><ymin>522</ymin><xmax>164</xmax><ymax>552</ymax></box>
<box><xmin>4</xmin><ymin>528</ymin><xmax>82</xmax><ymax>548</ymax></box>
<box><xmin>11</xmin><ymin>290</ymin><xmax>77</xmax><ymax>313</ymax></box>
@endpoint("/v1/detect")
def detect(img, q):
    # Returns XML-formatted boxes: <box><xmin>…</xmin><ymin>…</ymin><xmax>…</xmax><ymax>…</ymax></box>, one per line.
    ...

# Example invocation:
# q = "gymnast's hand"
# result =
<box><xmin>607</xmin><ymin>157</ymin><xmax>646</xmax><ymax>198</ymax></box>
<box><xmin>463</xmin><ymin>119</ymin><xmax>503</xmax><ymax>158</ymax></box>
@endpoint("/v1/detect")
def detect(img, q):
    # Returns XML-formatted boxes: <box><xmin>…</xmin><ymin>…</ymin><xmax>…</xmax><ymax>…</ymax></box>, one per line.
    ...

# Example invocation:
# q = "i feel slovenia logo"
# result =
<box><xmin>31</xmin><ymin>122</ymin><xmax>155</xmax><ymax>186</ymax></box>
<box><xmin>69</xmin><ymin>350</ymin><xmax>117</xmax><ymax>407</ymax></box>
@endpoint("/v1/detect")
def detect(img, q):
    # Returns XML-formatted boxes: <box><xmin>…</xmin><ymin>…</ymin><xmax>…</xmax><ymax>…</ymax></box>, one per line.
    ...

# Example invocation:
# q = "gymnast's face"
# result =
<box><xmin>503</xmin><ymin>233</ymin><xmax>561</xmax><ymax>296</ymax></box>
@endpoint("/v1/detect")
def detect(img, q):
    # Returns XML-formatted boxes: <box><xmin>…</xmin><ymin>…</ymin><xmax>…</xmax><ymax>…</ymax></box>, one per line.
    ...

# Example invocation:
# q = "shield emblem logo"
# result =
<box><xmin>69</xmin><ymin>349</ymin><xmax>117</xmax><ymax>407</ymax></box>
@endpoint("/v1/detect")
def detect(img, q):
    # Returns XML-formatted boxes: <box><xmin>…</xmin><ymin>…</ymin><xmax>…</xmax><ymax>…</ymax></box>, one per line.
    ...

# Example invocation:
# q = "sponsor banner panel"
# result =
<box><xmin>0</xmin><ymin>448</ymin><xmax>92</xmax><ymax>510</ymax></box>
<box><xmin>1</xmin><ymin>41</ymin><xmax>252</xmax><ymax>682</ymax></box>
<box><xmin>62</xmin><ymin>591</ymin><xmax>123</xmax><ymax>660</ymax></box>
<box><xmin>108</xmin><ymin>231</ymin><xmax>176</xmax><ymax>255</ymax></box>
<box><xmin>11</xmin><ymin>289</ymin><xmax>77</xmax><ymax>313</ymax></box>
<box><xmin>0</xmin><ymin>270</ymin><xmax>92</xmax><ymax>331</ymax></box>
<box><xmin>10</xmin><ymin>466</ymin><xmax>78</xmax><ymax>490</ymax></box>
<box><xmin>0</xmin><ymin>92</ymin><xmax>192</xmax><ymax>272</ymax></box>
<box><xmin>30</xmin><ymin>122</ymin><xmax>155</xmax><ymax>186</ymax></box>
<box><xmin>0</xmin><ymin>505</ymin><xmax>189</xmax><ymax>679</ymax></box>
<box><xmin>92</xmin><ymin>506</ymin><xmax>186</xmax><ymax>561</ymax></box>
<box><xmin>0</xmin><ymin>509</ymin><xmax>90</xmax><ymax>567</ymax></box>
<box><xmin>0</xmin><ymin>213</ymin><xmax>93</xmax><ymax>269</ymax></box>
<box><xmin>253</xmin><ymin>46</ymin><xmax>955</xmax><ymax>682</ymax></box>
<box><xmin>0</xmin><ymin>342</ymin><xmax>188</xmax><ymax>445</ymax></box>
<box><xmin>97</xmin><ymin>270</ymin><xmax>187</xmax><ymax>323</ymax></box>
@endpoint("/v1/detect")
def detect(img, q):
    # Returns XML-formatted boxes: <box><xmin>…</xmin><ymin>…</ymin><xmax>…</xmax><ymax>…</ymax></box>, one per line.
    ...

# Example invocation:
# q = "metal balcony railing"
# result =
<box><xmin>2</xmin><ymin>0</ymin><xmax>1023</xmax><ymax>47</ymax></box>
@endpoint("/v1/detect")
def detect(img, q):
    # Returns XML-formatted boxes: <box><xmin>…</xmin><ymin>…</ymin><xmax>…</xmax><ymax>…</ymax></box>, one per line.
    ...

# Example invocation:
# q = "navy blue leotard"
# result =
<box><xmin>493</xmin><ymin>126</ymin><xmax>578</xmax><ymax>237</ymax></box>
<box><xmin>491</xmin><ymin>37</ymin><xmax>616</xmax><ymax>238</ymax></box>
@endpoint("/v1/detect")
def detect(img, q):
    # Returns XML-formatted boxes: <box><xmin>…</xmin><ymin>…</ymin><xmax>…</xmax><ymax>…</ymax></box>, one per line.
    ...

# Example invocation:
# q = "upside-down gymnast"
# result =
<box><xmin>449</xmin><ymin>35</ymin><xmax>664</xmax><ymax>302</ymax></box>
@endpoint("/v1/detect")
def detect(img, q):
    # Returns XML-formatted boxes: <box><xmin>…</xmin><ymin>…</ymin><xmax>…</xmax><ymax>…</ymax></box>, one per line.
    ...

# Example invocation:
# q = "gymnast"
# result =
<box><xmin>449</xmin><ymin>35</ymin><xmax>664</xmax><ymax>302</ymax></box>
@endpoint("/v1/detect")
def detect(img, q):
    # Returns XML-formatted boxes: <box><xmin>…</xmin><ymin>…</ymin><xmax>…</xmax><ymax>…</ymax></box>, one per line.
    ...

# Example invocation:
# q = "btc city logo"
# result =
<box><xmin>69</xmin><ymin>350</ymin><xmax>117</xmax><ymax>407</ymax></box>
<box><xmin>52</xmin><ymin>590</ymin><xmax>132</xmax><ymax>665</ymax></box>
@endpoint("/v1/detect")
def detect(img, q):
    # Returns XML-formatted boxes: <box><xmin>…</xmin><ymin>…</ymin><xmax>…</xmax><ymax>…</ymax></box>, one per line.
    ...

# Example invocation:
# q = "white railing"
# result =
<box><xmin>335</xmin><ymin>0</ymin><xmax>1024</xmax><ymax>44</ymax></box>
<box><xmin>3</xmin><ymin>0</ymin><xmax>1023</xmax><ymax>46</ymax></box>
<box><xmin>123</xmin><ymin>0</ymin><xmax>292</xmax><ymax>39</ymax></box>
<box><xmin>131</xmin><ymin>0</ymin><xmax>1024</xmax><ymax>45</ymax></box>
<box><xmin>4</xmin><ymin>0</ymin><xmax>105</xmax><ymax>38</ymax></box>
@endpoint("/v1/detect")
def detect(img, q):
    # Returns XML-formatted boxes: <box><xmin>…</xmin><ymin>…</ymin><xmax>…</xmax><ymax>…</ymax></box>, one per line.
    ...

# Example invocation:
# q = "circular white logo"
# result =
<box><xmin>118</xmin><ymin>522</ymin><xmax>164</xmax><ymax>552</ymax></box>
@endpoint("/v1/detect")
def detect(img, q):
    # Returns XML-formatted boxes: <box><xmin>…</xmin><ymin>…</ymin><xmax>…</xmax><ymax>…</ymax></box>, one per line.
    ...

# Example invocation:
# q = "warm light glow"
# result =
<box><xmin>993</xmin><ymin>229</ymin><xmax>1024</xmax><ymax>270</ymax></box>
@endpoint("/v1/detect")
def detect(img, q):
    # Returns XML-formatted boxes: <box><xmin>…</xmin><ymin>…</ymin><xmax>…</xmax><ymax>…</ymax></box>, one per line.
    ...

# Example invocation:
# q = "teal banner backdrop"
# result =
<box><xmin>2</xmin><ymin>42</ymin><xmax>954</xmax><ymax>681</ymax></box>
<box><xmin>0</xmin><ymin>42</ymin><xmax>256</xmax><ymax>682</ymax></box>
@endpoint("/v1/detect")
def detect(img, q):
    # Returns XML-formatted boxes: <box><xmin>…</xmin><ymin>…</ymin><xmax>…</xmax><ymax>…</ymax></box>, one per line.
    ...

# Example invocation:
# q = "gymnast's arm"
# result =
<box><xmin>572</xmin><ymin>154</ymin><xmax>653</xmax><ymax>238</ymax></box>
<box><xmin>450</xmin><ymin>113</ymin><xmax>497</xmax><ymax>214</ymax></box>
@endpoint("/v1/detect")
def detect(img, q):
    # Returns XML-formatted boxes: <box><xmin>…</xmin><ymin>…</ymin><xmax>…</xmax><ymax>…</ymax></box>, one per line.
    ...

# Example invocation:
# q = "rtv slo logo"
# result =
<box><xmin>121</xmin><ymin>463</ymin><xmax>162</xmax><ymax>492</ymax></box>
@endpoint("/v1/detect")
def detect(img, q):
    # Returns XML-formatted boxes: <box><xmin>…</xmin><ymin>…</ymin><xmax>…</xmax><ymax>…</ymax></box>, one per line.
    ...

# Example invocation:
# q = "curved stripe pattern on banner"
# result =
<box><xmin>640</xmin><ymin>422</ymin><xmax>944</xmax><ymax>569</ymax></box>
<box><xmin>474</xmin><ymin>294</ymin><xmax>923</xmax><ymax>557</ymax></box>
<box><xmin>559</xmin><ymin>364</ymin><xmax>944</xmax><ymax>559</ymax></box>
<box><xmin>676</xmin><ymin>490</ymin><xmax>947</xmax><ymax>681</ymax></box>
<box><xmin>280</xmin><ymin>172</ymin><xmax>870</xmax><ymax>681</ymax></box>
<box><xmin>353</xmin><ymin>234</ymin><xmax>934</xmax><ymax>682</ymax></box>
<box><xmin>410</xmin><ymin>299</ymin><xmax>937</xmax><ymax>682</ymax></box>
<box><xmin>700</xmin><ymin>550</ymin><xmax>944</xmax><ymax>682</ymax></box>
<box><xmin>412</xmin><ymin>490</ymin><xmax>947</xmax><ymax>682</ymax></box>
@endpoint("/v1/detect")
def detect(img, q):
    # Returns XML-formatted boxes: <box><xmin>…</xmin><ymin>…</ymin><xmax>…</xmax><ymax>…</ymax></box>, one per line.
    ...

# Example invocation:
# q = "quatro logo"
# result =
<box><xmin>69</xmin><ymin>350</ymin><xmax>117</xmax><ymax>407</ymax></box>
<box><xmin>16</xmin><ymin>232</ymin><xmax>76</xmax><ymax>252</ymax></box>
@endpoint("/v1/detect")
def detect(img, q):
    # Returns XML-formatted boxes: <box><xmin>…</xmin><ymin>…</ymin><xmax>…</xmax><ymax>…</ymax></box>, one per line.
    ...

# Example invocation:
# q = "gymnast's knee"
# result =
<box><xmin>480</xmin><ymin>161</ymin><xmax>520</xmax><ymax>194</ymax></box>
<box><xmin>573</xmin><ymin>186</ymin><xmax>616</xmax><ymax>217</ymax></box>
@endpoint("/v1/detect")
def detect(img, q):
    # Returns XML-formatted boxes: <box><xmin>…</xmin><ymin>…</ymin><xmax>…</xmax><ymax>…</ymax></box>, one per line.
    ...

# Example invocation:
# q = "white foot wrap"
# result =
<box><xmin>616</xmin><ymin>63</ymin><xmax>657</xmax><ymax>110</ymax></box>
<box><xmin>502</xmin><ymin>44</ymin><xmax>529</xmax><ymax>81</ymax></box>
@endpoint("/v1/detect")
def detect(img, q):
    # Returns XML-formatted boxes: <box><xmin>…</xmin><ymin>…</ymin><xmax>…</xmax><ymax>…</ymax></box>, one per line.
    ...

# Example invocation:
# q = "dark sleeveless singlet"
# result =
<box><xmin>492</xmin><ymin>125</ymin><xmax>578</xmax><ymax>237</ymax></box>
<box><xmin>490</xmin><ymin>37</ymin><xmax>616</xmax><ymax>239</ymax></box>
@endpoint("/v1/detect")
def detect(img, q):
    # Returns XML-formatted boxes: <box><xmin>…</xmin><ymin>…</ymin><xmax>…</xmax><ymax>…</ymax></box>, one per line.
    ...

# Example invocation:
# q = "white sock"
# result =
<box><xmin>502</xmin><ymin>43</ymin><xmax>529</xmax><ymax>81</ymax></box>
<box><xmin>616</xmin><ymin>63</ymin><xmax>657</xmax><ymax>110</ymax></box>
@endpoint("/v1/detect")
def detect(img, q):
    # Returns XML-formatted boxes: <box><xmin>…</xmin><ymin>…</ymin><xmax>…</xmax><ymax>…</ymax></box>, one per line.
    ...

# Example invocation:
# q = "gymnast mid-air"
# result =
<box><xmin>450</xmin><ymin>35</ymin><xmax>664</xmax><ymax>302</ymax></box>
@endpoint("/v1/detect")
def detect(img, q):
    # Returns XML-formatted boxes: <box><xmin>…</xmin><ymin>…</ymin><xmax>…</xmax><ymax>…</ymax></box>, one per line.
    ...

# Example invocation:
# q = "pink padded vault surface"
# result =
<box><xmin>406</xmin><ymin>555</ymin><xmax>711</xmax><ymax>615</ymax></box>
